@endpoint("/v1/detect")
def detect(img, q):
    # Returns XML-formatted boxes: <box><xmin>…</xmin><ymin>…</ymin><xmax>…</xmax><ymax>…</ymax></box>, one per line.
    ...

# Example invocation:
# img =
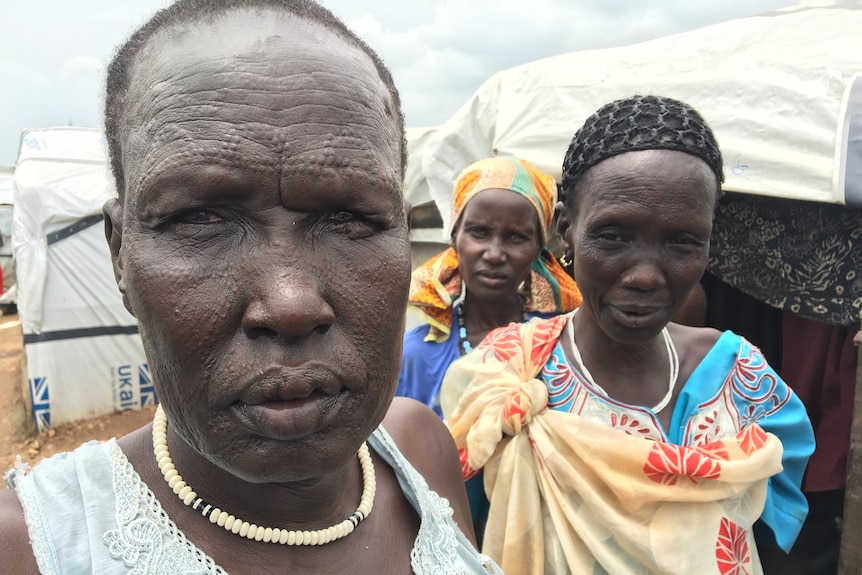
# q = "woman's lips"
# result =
<box><xmin>475</xmin><ymin>271</ymin><xmax>509</xmax><ymax>288</ymax></box>
<box><xmin>610</xmin><ymin>305</ymin><xmax>664</xmax><ymax>327</ymax></box>
<box><xmin>232</xmin><ymin>363</ymin><xmax>347</xmax><ymax>440</ymax></box>
<box><xmin>234</xmin><ymin>391</ymin><xmax>342</xmax><ymax>441</ymax></box>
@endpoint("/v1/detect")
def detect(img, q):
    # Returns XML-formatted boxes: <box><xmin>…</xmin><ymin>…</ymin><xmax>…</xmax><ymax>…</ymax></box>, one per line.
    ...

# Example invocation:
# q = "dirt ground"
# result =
<box><xmin>0</xmin><ymin>313</ymin><xmax>155</xmax><ymax>485</ymax></box>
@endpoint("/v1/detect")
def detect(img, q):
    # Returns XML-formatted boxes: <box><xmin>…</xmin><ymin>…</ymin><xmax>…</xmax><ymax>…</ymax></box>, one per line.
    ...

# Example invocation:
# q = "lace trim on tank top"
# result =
<box><xmin>6</xmin><ymin>456</ymin><xmax>60</xmax><ymax>575</ymax></box>
<box><xmin>101</xmin><ymin>430</ymin><xmax>498</xmax><ymax>574</ymax></box>
<box><xmin>103</xmin><ymin>440</ymin><xmax>227</xmax><ymax>574</ymax></box>
<box><xmin>369</xmin><ymin>426</ymin><xmax>493</xmax><ymax>574</ymax></box>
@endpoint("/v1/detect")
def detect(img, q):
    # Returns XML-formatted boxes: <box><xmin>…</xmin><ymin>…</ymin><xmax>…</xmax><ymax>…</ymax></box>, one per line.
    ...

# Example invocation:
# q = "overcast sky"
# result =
<box><xmin>1</xmin><ymin>0</ymin><xmax>794</xmax><ymax>167</ymax></box>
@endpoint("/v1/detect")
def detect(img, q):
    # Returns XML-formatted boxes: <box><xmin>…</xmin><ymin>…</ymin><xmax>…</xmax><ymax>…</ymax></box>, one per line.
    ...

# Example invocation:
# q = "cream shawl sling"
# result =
<box><xmin>443</xmin><ymin>314</ymin><xmax>784</xmax><ymax>575</ymax></box>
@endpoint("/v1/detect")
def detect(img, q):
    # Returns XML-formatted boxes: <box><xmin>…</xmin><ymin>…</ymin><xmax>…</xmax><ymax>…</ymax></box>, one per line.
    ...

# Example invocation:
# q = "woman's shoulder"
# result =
<box><xmin>401</xmin><ymin>323</ymin><xmax>459</xmax><ymax>364</ymax></box>
<box><xmin>0</xmin><ymin>489</ymin><xmax>40</xmax><ymax>573</ymax></box>
<box><xmin>669</xmin><ymin>323</ymin><xmax>723</xmax><ymax>344</ymax></box>
<box><xmin>404</xmin><ymin>321</ymin><xmax>432</xmax><ymax>339</ymax></box>
<box><xmin>668</xmin><ymin>323</ymin><xmax>724</xmax><ymax>378</ymax></box>
<box><xmin>381</xmin><ymin>398</ymin><xmax>476</xmax><ymax>543</ymax></box>
<box><xmin>381</xmin><ymin>397</ymin><xmax>459</xmax><ymax>473</ymax></box>
<box><xmin>402</xmin><ymin>323</ymin><xmax>440</xmax><ymax>350</ymax></box>
<box><xmin>1</xmin><ymin>439</ymin><xmax>121</xmax><ymax>574</ymax></box>
<box><xmin>670</xmin><ymin>326</ymin><xmax>757</xmax><ymax>363</ymax></box>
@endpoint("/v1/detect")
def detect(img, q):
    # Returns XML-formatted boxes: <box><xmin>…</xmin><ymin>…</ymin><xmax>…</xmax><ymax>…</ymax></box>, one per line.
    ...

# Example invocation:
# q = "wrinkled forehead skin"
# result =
<box><xmin>117</xmin><ymin>7</ymin><xmax>402</xmax><ymax>213</ymax></box>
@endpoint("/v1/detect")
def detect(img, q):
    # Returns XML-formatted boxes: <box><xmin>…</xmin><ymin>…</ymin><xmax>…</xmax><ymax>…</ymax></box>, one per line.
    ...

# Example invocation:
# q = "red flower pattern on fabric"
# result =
<box><xmin>477</xmin><ymin>314</ymin><xmax>569</xmax><ymax>366</ymax></box>
<box><xmin>738</xmin><ymin>425</ymin><xmax>768</xmax><ymax>456</ymax></box>
<box><xmin>609</xmin><ymin>412</ymin><xmax>653</xmax><ymax>437</ymax></box>
<box><xmin>528</xmin><ymin>315</ymin><xmax>570</xmax><ymax>367</ymax></box>
<box><xmin>458</xmin><ymin>447</ymin><xmax>479</xmax><ymax>481</ymax></box>
<box><xmin>502</xmin><ymin>388</ymin><xmax>530</xmax><ymax>435</ymax></box>
<box><xmin>644</xmin><ymin>442</ymin><xmax>723</xmax><ymax>485</ymax></box>
<box><xmin>692</xmin><ymin>410</ymin><xmax>722</xmax><ymax>445</ymax></box>
<box><xmin>715</xmin><ymin>518</ymin><xmax>751</xmax><ymax>575</ymax></box>
<box><xmin>478</xmin><ymin>322</ymin><xmax>523</xmax><ymax>363</ymax></box>
<box><xmin>694</xmin><ymin>438</ymin><xmax>731</xmax><ymax>461</ymax></box>
<box><xmin>502</xmin><ymin>388</ymin><xmax>527</xmax><ymax>420</ymax></box>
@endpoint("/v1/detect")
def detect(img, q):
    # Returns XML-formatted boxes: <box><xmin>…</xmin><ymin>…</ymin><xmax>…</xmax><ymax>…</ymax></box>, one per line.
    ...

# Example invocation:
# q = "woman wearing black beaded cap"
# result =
<box><xmin>442</xmin><ymin>95</ymin><xmax>815</xmax><ymax>574</ymax></box>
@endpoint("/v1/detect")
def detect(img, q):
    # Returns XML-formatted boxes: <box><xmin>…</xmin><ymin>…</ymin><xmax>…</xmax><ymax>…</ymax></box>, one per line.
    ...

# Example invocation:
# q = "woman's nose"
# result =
<box><xmin>482</xmin><ymin>237</ymin><xmax>506</xmax><ymax>263</ymax></box>
<box><xmin>241</xmin><ymin>254</ymin><xmax>335</xmax><ymax>343</ymax></box>
<box><xmin>621</xmin><ymin>258</ymin><xmax>666</xmax><ymax>291</ymax></box>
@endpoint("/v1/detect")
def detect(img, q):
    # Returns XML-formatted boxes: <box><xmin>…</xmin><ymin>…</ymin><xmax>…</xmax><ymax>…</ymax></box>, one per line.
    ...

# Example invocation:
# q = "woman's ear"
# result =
<box><xmin>553</xmin><ymin>200</ymin><xmax>573</xmax><ymax>255</ymax></box>
<box><xmin>103</xmin><ymin>198</ymin><xmax>135</xmax><ymax>317</ymax></box>
<box><xmin>404</xmin><ymin>199</ymin><xmax>413</xmax><ymax>232</ymax></box>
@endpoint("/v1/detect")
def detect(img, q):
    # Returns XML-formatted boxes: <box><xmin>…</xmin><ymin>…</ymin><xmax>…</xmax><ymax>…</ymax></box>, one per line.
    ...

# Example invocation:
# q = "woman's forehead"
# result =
<box><xmin>578</xmin><ymin>150</ymin><xmax>718</xmax><ymax>200</ymax></box>
<box><xmin>457</xmin><ymin>189</ymin><xmax>543</xmax><ymax>236</ymax></box>
<box><xmin>124</xmin><ymin>8</ymin><xmax>391</xmax><ymax>127</ymax></box>
<box><xmin>135</xmin><ymin>8</ymin><xmax>358</xmax><ymax>70</ymax></box>
<box><xmin>566</xmin><ymin>151</ymin><xmax>716</xmax><ymax>230</ymax></box>
<box><xmin>464</xmin><ymin>187</ymin><xmax>537</xmax><ymax>214</ymax></box>
<box><xmin>119</xmin><ymin>9</ymin><xmax>400</xmax><ymax>202</ymax></box>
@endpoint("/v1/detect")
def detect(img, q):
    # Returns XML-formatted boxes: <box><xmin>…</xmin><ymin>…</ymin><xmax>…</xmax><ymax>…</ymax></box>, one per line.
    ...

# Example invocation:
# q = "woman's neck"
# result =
<box><xmin>458</xmin><ymin>292</ymin><xmax>525</xmax><ymax>352</ymax></box>
<box><xmin>164</xmin><ymin>426</ymin><xmax>365</xmax><ymax>529</ymax></box>
<box><xmin>462</xmin><ymin>292</ymin><xmax>524</xmax><ymax>332</ymax></box>
<box><xmin>569</xmin><ymin>309</ymin><xmax>670</xmax><ymax>390</ymax></box>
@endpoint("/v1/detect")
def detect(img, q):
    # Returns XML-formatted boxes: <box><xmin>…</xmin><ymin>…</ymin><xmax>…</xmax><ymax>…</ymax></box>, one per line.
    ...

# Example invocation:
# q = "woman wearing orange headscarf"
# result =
<box><xmin>396</xmin><ymin>157</ymin><xmax>580</xmax><ymax>416</ymax></box>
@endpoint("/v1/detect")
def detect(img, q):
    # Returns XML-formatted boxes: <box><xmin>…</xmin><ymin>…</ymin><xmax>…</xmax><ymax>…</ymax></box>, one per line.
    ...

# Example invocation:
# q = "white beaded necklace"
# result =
<box><xmin>152</xmin><ymin>404</ymin><xmax>375</xmax><ymax>545</ymax></box>
<box><xmin>567</xmin><ymin>310</ymin><xmax>679</xmax><ymax>413</ymax></box>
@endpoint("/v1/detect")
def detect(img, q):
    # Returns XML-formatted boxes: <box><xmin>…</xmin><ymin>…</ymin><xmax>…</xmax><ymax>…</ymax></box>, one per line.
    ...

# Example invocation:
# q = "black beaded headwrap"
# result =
<box><xmin>561</xmin><ymin>95</ymin><xmax>724</xmax><ymax>206</ymax></box>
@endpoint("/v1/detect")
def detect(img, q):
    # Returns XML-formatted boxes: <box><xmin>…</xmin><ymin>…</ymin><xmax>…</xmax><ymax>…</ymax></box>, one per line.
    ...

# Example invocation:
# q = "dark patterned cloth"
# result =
<box><xmin>709</xmin><ymin>193</ymin><xmax>862</xmax><ymax>326</ymax></box>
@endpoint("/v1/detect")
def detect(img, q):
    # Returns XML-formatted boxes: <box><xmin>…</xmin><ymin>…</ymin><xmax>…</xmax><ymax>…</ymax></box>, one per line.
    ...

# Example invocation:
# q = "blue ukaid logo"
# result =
<box><xmin>113</xmin><ymin>363</ymin><xmax>156</xmax><ymax>411</ymax></box>
<box><xmin>138</xmin><ymin>364</ymin><xmax>157</xmax><ymax>407</ymax></box>
<box><xmin>29</xmin><ymin>376</ymin><xmax>50</xmax><ymax>433</ymax></box>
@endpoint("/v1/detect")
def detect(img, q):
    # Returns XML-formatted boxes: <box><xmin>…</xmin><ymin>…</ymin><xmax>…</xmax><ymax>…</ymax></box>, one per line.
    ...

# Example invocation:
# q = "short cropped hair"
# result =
<box><xmin>104</xmin><ymin>0</ymin><xmax>406</xmax><ymax>198</ymax></box>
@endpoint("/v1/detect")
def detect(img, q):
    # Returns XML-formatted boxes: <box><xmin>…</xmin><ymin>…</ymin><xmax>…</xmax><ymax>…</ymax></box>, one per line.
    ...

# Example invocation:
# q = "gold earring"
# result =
<box><xmin>559</xmin><ymin>254</ymin><xmax>572</xmax><ymax>267</ymax></box>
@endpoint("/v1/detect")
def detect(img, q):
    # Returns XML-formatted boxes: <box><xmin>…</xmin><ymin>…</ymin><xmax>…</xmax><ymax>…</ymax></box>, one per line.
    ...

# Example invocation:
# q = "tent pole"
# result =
<box><xmin>838</xmin><ymin>328</ymin><xmax>862</xmax><ymax>574</ymax></box>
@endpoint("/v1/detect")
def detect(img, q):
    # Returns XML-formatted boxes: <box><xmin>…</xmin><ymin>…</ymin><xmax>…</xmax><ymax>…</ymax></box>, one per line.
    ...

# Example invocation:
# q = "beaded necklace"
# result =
<box><xmin>567</xmin><ymin>309</ymin><xmax>679</xmax><ymax>413</ymax></box>
<box><xmin>456</xmin><ymin>295</ymin><xmax>529</xmax><ymax>355</ymax></box>
<box><xmin>152</xmin><ymin>404</ymin><xmax>375</xmax><ymax>545</ymax></box>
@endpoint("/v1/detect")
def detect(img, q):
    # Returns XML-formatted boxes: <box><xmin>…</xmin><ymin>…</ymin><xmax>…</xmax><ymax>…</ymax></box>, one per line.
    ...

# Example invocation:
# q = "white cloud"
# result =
<box><xmin>0</xmin><ymin>61</ymin><xmax>49</xmax><ymax>86</ymax></box>
<box><xmin>337</xmin><ymin>0</ymin><xmax>792</xmax><ymax>129</ymax></box>
<box><xmin>0</xmin><ymin>0</ymin><xmax>794</xmax><ymax>166</ymax></box>
<box><xmin>59</xmin><ymin>56</ymin><xmax>104</xmax><ymax>81</ymax></box>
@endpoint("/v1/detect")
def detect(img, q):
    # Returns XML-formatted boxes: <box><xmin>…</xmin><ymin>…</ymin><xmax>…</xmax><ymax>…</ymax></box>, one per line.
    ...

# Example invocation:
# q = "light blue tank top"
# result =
<box><xmin>7</xmin><ymin>426</ymin><xmax>500</xmax><ymax>574</ymax></box>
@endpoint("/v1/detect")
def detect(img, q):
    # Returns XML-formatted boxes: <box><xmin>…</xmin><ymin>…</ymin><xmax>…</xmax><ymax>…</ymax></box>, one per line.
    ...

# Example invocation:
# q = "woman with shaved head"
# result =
<box><xmin>0</xmin><ymin>1</ymin><xmax>501</xmax><ymax>573</ymax></box>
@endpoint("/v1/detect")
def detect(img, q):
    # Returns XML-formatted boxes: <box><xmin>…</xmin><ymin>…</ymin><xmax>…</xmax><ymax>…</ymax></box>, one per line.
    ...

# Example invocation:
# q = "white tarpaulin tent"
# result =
<box><xmin>13</xmin><ymin>127</ymin><xmax>151</xmax><ymax>432</ymax></box>
<box><xmin>0</xmin><ymin>168</ymin><xmax>15</xmax><ymax>300</ymax></box>
<box><xmin>0</xmin><ymin>167</ymin><xmax>14</xmax><ymax>205</ymax></box>
<box><xmin>405</xmin><ymin>126</ymin><xmax>437</xmax><ymax>214</ymax></box>
<box><xmin>415</xmin><ymin>5</ymin><xmax>862</xmax><ymax>234</ymax></box>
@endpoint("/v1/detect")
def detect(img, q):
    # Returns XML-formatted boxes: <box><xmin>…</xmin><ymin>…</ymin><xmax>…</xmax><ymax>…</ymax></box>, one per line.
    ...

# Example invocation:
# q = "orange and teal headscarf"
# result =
<box><xmin>409</xmin><ymin>157</ymin><xmax>581</xmax><ymax>343</ymax></box>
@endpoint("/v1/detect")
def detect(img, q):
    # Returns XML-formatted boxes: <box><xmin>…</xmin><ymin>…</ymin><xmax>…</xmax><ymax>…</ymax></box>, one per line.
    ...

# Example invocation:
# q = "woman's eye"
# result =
<box><xmin>316</xmin><ymin>211</ymin><xmax>378</xmax><ymax>238</ymax></box>
<box><xmin>670</xmin><ymin>236</ymin><xmax>705</xmax><ymax>248</ymax></box>
<box><xmin>161</xmin><ymin>208</ymin><xmax>234</xmax><ymax>243</ymax></box>
<box><xmin>327</xmin><ymin>211</ymin><xmax>354</xmax><ymax>223</ymax></box>
<box><xmin>598</xmin><ymin>231</ymin><xmax>625</xmax><ymax>242</ymax></box>
<box><xmin>331</xmin><ymin>210</ymin><xmax>372</xmax><ymax>225</ymax></box>
<box><xmin>177</xmin><ymin>209</ymin><xmax>224</xmax><ymax>225</ymax></box>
